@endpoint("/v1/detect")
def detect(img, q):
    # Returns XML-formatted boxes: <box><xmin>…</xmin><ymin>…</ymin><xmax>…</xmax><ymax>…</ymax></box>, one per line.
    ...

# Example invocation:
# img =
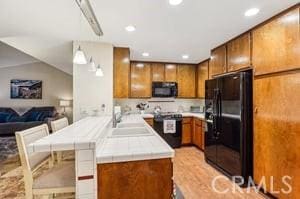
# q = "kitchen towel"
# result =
<box><xmin>164</xmin><ymin>120</ymin><xmax>176</xmax><ymax>134</ymax></box>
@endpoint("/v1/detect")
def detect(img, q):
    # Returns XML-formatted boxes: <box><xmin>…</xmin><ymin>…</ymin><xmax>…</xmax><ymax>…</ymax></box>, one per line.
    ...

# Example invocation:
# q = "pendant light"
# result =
<box><xmin>88</xmin><ymin>57</ymin><xmax>96</xmax><ymax>72</ymax></box>
<box><xmin>73</xmin><ymin>3</ymin><xmax>87</xmax><ymax>65</ymax></box>
<box><xmin>73</xmin><ymin>46</ymin><xmax>87</xmax><ymax>64</ymax></box>
<box><xmin>95</xmin><ymin>64</ymin><xmax>104</xmax><ymax>77</ymax></box>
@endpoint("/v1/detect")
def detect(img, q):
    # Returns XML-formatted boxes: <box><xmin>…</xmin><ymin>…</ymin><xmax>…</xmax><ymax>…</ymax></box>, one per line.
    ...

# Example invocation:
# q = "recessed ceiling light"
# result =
<box><xmin>142</xmin><ymin>52</ymin><xmax>149</xmax><ymax>57</ymax></box>
<box><xmin>182</xmin><ymin>54</ymin><xmax>189</xmax><ymax>59</ymax></box>
<box><xmin>244</xmin><ymin>8</ymin><xmax>260</xmax><ymax>17</ymax></box>
<box><xmin>169</xmin><ymin>0</ymin><xmax>183</xmax><ymax>6</ymax></box>
<box><xmin>125</xmin><ymin>25</ymin><xmax>136</xmax><ymax>32</ymax></box>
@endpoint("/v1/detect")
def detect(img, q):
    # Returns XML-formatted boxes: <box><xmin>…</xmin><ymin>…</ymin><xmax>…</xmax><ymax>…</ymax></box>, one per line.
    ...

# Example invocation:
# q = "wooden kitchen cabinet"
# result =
<box><xmin>209</xmin><ymin>45</ymin><xmax>227</xmax><ymax>78</ymax></box>
<box><xmin>165</xmin><ymin>64</ymin><xmax>177</xmax><ymax>82</ymax></box>
<box><xmin>227</xmin><ymin>33</ymin><xmax>251</xmax><ymax>72</ymax></box>
<box><xmin>144</xmin><ymin>118</ymin><xmax>154</xmax><ymax>127</ymax></box>
<box><xmin>197</xmin><ymin>60</ymin><xmax>209</xmax><ymax>98</ymax></box>
<box><xmin>98</xmin><ymin>158</ymin><xmax>173</xmax><ymax>199</ymax></box>
<box><xmin>130</xmin><ymin>62</ymin><xmax>152</xmax><ymax>98</ymax></box>
<box><xmin>177</xmin><ymin>64</ymin><xmax>196</xmax><ymax>98</ymax></box>
<box><xmin>252</xmin><ymin>8</ymin><xmax>300</xmax><ymax>76</ymax></box>
<box><xmin>192</xmin><ymin>118</ymin><xmax>203</xmax><ymax>149</ymax></box>
<box><xmin>254</xmin><ymin>72</ymin><xmax>300</xmax><ymax>198</ymax></box>
<box><xmin>113</xmin><ymin>47</ymin><xmax>130</xmax><ymax>98</ymax></box>
<box><xmin>152</xmin><ymin>63</ymin><xmax>165</xmax><ymax>82</ymax></box>
<box><xmin>182</xmin><ymin>117</ymin><xmax>193</xmax><ymax>145</ymax></box>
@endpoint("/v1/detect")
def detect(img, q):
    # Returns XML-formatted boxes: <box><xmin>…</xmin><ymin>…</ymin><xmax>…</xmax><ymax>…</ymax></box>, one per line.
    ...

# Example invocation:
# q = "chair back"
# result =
<box><xmin>16</xmin><ymin>124</ymin><xmax>51</xmax><ymax>172</ymax></box>
<box><xmin>51</xmin><ymin>117</ymin><xmax>69</xmax><ymax>132</ymax></box>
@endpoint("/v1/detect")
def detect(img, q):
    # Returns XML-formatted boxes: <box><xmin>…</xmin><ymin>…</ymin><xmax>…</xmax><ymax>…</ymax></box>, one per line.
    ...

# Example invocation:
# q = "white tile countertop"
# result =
<box><xmin>27</xmin><ymin>116</ymin><xmax>112</xmax><ymax>153</ymax></box>
<box><xmin>96</xmin><ymin>114</ymin><xmax>175</xmax><ymax>164</ymax></box>
<box><xmin>27</xmin><ymin>115</ymin><xmax>174</xmax><ymax>164</ymax></box>
<box><xmin>140</xmin><ymin>113</ymin><xmax>155</xmax><ymax>118</ymax></box>
<box><xmin>180</xmin><ymin>112</ymin><xmax>205</xmax><ymax>119</ymax></box>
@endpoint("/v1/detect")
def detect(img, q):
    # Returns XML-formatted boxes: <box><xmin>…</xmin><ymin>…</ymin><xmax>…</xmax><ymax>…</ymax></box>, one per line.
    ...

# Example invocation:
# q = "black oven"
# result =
<box><xmin>153</xmin><ymin>113</ymin><xmax>182</xmax><ymax>148</ymax></box>
<box><xmin>152</xmin><ymin>82</ymin><xmax>177</xmax><ymax>98</ymax></box>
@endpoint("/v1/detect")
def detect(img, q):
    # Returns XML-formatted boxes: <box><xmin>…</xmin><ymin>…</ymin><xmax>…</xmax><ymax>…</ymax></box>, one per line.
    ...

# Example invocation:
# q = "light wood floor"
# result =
<box><xmin>173</xmin><ymin>147</ymin><xmax>268</xmax><ymax>199</ymax></box>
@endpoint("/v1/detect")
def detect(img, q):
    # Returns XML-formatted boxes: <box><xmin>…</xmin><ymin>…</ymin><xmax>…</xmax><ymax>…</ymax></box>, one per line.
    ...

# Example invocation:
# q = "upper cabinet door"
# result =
<box><xmin>165</xmin><ymin>64</ymin><xmax>177</xmax><ymax>82</ymax></box>
<box><xmin>177</xmin><ymin>64</ymin><xmax>196</xmax><ymax>98</ymax></box>
<box><xmin>113</xmin><ymin>47</ymin><xmax>130</xmax><ymax>98</ymax></box>
<box><xmin>209</xmin><ymin>45</ymin><xmax>227</xmax><ymax>78</ymax></box>
<box><xmin>227</xmin><ymin>33</ymin><xmax>251</xmax><ymax>72</ymax></box>
<box><xmin>130</xmin><ymin>62</ymin><xmax>152</xmax><ymax>98</ymax></box>
<box><xmin>253</xmin><ymin>8</ymin><xmax>300</xmax><ymax>76</ymax></box>
<box><xmin>197</xmin><ymin>61</ymin><xmax>209</xmax><ymax>98</ymax></box>
<box><xmin>152</xmin><ymin>63</ymin><xmax>165</xmax><ymax>82</ymax></box>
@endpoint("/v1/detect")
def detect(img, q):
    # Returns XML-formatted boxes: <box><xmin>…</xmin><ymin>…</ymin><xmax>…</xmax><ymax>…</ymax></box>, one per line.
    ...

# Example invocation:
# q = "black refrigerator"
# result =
<box><xmin>204</xmin><ymin>70</ymin><xmax>253</xmax><ymax>185</ymax></box>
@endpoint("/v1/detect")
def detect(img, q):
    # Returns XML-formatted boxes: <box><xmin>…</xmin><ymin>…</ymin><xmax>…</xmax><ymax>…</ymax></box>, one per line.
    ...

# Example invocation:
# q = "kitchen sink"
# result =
<box><xmin>117</xmin><ymin>122</ymin><xmax>145</xmax><ymax>128</ymax></box>
<box><xmin>110</xmin><ymin>127</ymin><xmax>153</xmax><ymax>137</ymax></box>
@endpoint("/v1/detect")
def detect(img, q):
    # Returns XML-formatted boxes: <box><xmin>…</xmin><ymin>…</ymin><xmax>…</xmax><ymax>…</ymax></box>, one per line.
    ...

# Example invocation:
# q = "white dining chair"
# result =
<box><xmin>16</xmin><ymin>124</ymin><xmax>75</xmax><ymax>199</ymax></box>
<box><xmin>50</xmin><ymin>117</ymin><xmax>69</xmax><ymax>133</ymax></box>
<box><xmin>50</xmin><ymin>117</ymin><xmax>74</xmax><ymax>163</ymax></box>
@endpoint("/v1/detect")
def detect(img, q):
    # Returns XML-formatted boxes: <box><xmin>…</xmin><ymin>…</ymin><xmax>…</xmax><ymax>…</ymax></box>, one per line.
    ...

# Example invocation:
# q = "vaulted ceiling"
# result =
<box><xmin>0</xmin><ymin>41</ymin><xmax>39</xmax><ymax>68</ymax></box>
<box><xmin>0</xmin><ymin>0</ymin><xmax>298</xmax><ymax>74</ymax></box>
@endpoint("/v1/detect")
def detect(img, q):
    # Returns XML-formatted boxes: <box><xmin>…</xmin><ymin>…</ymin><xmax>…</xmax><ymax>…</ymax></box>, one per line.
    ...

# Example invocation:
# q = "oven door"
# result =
<box><xmin>153</xmin><ymin>118</ymin><xmax>182</xmax><ymax>148</ymax></box>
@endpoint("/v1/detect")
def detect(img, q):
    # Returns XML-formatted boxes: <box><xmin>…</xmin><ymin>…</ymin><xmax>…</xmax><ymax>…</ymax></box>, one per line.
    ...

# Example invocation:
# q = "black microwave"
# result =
<box><xmin>152</xmin><ymin>82</ymin><xmax>177</xmax><ymax>98</ymax></box>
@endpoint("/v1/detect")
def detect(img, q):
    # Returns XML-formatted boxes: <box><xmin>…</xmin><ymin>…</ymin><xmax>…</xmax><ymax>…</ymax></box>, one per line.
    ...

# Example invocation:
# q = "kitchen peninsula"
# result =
<box><xmin>27</xmin><ymin>116</ymin><xmax>175</xmax><ymax>199</ymax></box>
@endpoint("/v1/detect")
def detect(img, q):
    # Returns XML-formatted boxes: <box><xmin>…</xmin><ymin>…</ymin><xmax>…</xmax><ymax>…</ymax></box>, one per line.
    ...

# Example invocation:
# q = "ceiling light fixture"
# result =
<box><xmin>169</xmin><ymin>0</ymin><xmax>183</xmax><ymax>6</ymax></box>
<box><xmin>88</xmin><ymin>57</ymin><xmax>96</xmax><ymax>72</ymax></box>
<box><xmin>125</xmin><ymin>25</ymin><xmax>136</xmax><ymax>32</ymax></box>
<box><xmin>95</xmin><ymin>64</ymin><xmax>104</xmax><ymax>77</ymax></box>
<box><xmin>244</xmin><ymin>8</ymin><xmax>260</xmax><ymax>17</ymax></box>
<box><xmin>75</xmin><ymin>0</ymin><xmax>103</xmax><ymax>36</ymax></box>
<box><xmin>73</xmin><ymin>46</ymin><xmax>87</xmax><ymax>64</ymax></box>
<box><xmin>142</xmin><ymin>52</ymin><xmax>149</xmax><ymax>57</ymax></box>
<box><xmin>182</xmin><ymin>54</ymin><xmax>189</xmax><ymax>59</ymax></box>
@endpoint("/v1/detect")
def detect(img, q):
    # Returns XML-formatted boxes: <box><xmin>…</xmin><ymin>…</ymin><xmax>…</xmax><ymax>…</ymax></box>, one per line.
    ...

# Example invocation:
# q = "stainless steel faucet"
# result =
<box><xmin>112</xmin><ymin>110</ymin><xmax>122</xmax><ymax>128</ymax></box>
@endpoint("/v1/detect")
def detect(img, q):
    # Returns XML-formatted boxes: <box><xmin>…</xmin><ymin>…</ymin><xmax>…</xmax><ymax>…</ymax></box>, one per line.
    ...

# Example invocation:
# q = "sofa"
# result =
<box><xmin>0</xmin><ymin>107</ymin><xmax>58</xmax><ymax>137</ymax></box>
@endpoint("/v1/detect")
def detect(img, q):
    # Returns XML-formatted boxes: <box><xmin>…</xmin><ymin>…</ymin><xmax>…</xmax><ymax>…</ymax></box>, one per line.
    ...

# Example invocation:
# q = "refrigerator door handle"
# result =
<box><xmin>216</xmin><ymin>89</ymin><xmax>221</xmax><ymax>139</ymax></box>
<box><xmin>212</xmin><ymin>89</ymin><xmax>218</xmax><ymax>133</ymax></box>
<box><xmin>217</xmin><ymin>89</ymin><xmax>221</xmax><ymax>117</ymax></box>
<box><xmin>206</xmin><ymin>119</ymin><xmax>213</xmax><ymax>124</ymax></box>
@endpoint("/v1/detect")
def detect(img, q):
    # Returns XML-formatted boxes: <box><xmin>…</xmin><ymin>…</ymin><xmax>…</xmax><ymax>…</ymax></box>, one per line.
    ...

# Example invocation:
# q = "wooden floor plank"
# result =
<box><xmin>173</xmin><ymin>147</ymin><xmax>267</xmax><ymax>199</ymax></box>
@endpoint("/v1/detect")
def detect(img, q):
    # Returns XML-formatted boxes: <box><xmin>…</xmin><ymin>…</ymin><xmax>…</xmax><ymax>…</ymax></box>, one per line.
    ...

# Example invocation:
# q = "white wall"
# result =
<box><xmin>0</xmin><ymin>62</ymin><xmax>73</xmax><ymax>120</ymax></box>
<box><xmin>73</xmin><ymin>41</ymin><xmax>113</xmax><ymax>121</ymax></box>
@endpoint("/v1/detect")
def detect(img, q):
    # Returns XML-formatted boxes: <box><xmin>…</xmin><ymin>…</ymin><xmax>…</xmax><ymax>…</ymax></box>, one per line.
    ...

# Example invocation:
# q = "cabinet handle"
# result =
<box><xmin>254</xmin><ymin>107</ymin><xmax>258</xmax><ymax>114</ymax></box>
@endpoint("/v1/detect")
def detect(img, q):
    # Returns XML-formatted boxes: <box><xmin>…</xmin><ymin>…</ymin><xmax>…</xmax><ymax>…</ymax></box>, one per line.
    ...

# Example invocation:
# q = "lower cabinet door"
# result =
<box><xmin>182</xmin><ymin>123</ymin><xmax>192</xmax><ymax>144</ymax></box>
<box><xmin>144</xmin><ymin>118</ymin><xmax>153</xmax><ymax>127</ymax></box>
<box><xmin>193</xmin><ymin>123</ymin><xmax>202</xmax><ymax>149</ymax></box>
